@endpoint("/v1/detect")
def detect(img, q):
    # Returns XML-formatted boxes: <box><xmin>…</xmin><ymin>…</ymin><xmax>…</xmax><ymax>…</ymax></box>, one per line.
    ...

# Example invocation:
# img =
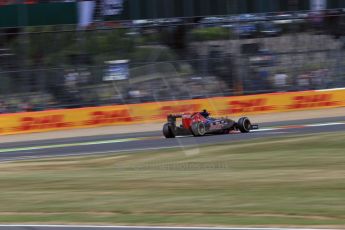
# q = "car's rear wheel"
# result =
<box><xmin>238</xmin><ymin>117</ymin><xmax>251</xmax><ymax>133</ymax></box>
<box><xmin>191</xmin><ymin>122</ymin><xmax>206</xmax><ymax>136</ymax></box>
<box><xmin>163</xmin><ymin>123</ymin><xmax>176</xmax><ymax>138</ymax></box>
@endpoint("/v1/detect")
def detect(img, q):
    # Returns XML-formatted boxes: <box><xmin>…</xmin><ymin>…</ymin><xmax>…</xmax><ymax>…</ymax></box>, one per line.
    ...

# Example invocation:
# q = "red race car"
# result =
<box><xmin>163</xmin><ymin>110</ymin><xmax>258</xmax><ymax>138</ymax></box>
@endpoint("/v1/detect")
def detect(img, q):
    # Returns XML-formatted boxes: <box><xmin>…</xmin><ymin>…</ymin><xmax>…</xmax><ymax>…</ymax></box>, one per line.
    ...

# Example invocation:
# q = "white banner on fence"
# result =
<box><xmin>78</xmin><ymin>0</ymin><xmax>95</xmax><ymax>28</ymax></box>
<box><xmin>102</xmin><ymin>0</ymin><xmax>124</xmax><ymax>16</ymax></box>
<box><xmin>103</xmin><ymin>60</ymin><xmax>129</xmax><ymax>81</ymax></box>
<box><xmin>310</xmin><ymin>0</ymin><xmax>326</xmax><ymax>11</ymax></box>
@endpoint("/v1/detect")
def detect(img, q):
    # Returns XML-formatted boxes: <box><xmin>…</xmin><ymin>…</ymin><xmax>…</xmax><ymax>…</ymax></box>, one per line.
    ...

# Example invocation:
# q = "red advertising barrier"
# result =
<box><xmin>1</xmin><ymin>89</ymin><xmax>344</xmax><ymax>135</ymax></box>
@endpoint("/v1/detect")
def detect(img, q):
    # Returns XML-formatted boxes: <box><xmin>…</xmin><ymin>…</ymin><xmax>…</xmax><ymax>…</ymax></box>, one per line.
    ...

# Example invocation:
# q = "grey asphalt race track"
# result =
<box><xmin>0</xmin><ymin>226</ymin><xmax>331</xmax><ymax>230</ymax></box>
<box><xmin>0</xmin><ymin>116</ymin><xmax>344</xmax><ymax>162</ymax></box>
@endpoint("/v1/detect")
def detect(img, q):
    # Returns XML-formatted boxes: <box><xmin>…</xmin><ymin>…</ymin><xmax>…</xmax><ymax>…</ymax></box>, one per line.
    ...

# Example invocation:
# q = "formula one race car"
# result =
<box><xmin>163</xmin><ymin>110</ymin><xmax>258</xmax><ymax>138</ymax></box>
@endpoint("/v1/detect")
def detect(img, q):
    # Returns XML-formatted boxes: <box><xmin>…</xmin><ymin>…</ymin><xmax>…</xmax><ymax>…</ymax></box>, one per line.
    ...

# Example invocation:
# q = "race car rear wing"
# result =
<box><xmin>167</xmin><ymin>114</ymin><xmax>182</xmax><ymax>123</ymax></box>
<box><xmin>167</xmin><ymin>114</ymin><xmax>192</xmax><ymax>121</ymax></box>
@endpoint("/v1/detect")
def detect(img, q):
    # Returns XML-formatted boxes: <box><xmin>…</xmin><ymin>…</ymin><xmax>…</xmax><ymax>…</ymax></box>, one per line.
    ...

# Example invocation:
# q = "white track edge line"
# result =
<box><xmin>0</xmin><ymin>225</ymin><xmax>337</xmax><ymax>230</ymax></box>
<box><xmin>0</xmin><ymin>146</ymin><xmax>183</xmax><ymax>163</ymax></box>
<box><xmin>304</xmin><ymin>122</ymin><xmax>345</xmax><ymax>127</ymax></box>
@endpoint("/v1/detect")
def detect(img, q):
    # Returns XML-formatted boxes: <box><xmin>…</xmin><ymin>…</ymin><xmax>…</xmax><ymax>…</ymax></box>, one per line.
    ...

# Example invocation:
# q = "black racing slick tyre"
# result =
<box><xmin>238</xmin><ymin>117</ymin><xmax>251</xmax><ymax>133</ymax></box>
<box><xmin>163</xmin><ymin>123</ymin><xmax>176</xmax><ymax>138</ymax></box>
<box><xmin>191</xmin><ymin>122</ymin><xmax>206</xmax><ymax>136</ymax></box>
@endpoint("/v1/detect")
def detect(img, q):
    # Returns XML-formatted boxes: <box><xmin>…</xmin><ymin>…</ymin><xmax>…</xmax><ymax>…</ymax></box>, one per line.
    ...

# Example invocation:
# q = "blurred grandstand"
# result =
<box><xmin>1</xmin><ymin>0</ymin><xmax>345</xmax><ymax>113</ymax></box>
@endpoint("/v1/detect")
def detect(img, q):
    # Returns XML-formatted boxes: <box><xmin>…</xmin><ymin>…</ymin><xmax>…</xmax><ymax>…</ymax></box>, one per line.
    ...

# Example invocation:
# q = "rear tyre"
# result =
<box><xmin>163</xmin><ymin>123</ymin><xmax>176</xmax><ymax>138</ymax></box>
<box><xmin>191</xmin><ymin>122</ymin><xmax>206</xmax><ymax>136</ymax></box>
<box><xmin>238</xmin><ymin>117</ymin><xmax>251</xmax><ymax>133</ymax></box>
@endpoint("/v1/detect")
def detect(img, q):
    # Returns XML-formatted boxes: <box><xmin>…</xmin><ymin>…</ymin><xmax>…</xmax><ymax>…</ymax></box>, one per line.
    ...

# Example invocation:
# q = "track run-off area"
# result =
<box><xmin>0</xmin><ymin>116</ymin><xmax>344</xmax><ymax>162</ymax></box>
<box><xmin>0</xmin><ymin>226</ymin><xmax>340</xmax><ymax>230</ymax></box>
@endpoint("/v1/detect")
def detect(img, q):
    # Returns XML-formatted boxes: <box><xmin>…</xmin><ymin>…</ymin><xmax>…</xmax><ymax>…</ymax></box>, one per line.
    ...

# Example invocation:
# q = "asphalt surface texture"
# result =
<box><xmin>0</xmin><ymin>116</ymin><xmax>344</xmax><ymax>162</ymax></box>
<box><xmin>0</xmin><ymin>226</ymin><xmax>330</xmax><ymax>230</ymax></box>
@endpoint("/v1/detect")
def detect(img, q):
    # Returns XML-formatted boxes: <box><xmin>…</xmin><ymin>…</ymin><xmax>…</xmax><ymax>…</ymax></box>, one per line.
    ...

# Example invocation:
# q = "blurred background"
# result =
<box><xmin>1</xmin><ymin>0</ymin><xmax>345</xmax><ymax>114</ymax></box>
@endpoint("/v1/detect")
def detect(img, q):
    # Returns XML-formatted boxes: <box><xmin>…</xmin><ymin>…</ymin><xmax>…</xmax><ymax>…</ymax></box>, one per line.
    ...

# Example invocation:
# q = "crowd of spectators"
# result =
<box><xmin>1</xmin><ymin>11</ymin><xmax>344</xmax><ymax>114</ymax></box>
<box><xmin>0</xmin><ymin>93</ymin><xmax>57</xmax><ymax>114</ymax></box>
<box><xmin>1</xmin><ymin>66</ymin><xmax>341</xmax><ymax>115</ymax></box>
<box><xmin>268</xmin><ymin>68</ymin><xmax>333</xmax><ymax>92</ymax></box>
<box><xmin>0</xmin><ymin>74</ymin><xmax>231</xmax><ymax>114</ymax></box>
<box><xmin>243</xmin><ymin>67</ymin><xmax>338</xmax><ymax>94</ymax></box>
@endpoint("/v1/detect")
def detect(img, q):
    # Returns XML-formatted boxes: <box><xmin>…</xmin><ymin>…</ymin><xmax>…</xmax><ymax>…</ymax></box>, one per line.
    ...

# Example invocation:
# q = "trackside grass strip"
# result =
<box><xmin>0</xmin><ymin>132</ymin><xmax>344</xmax><ymax>226</ymax></box>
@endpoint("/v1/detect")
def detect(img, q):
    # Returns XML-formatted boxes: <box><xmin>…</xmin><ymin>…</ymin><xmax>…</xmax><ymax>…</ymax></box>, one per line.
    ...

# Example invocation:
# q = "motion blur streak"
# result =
<box><xmin>0</xmin><ymin>117</ymin><xmax>345</xmax><ymax>162</ymax></box>
<box><xmin>0</xmin><ymin>225</ymin><xmax>337</xmax><ymax>230</ymax></box>
<box><xmin>1</xmin><ymin>89</ymin><xmax>345</xmax><ymax>135</ymax></box>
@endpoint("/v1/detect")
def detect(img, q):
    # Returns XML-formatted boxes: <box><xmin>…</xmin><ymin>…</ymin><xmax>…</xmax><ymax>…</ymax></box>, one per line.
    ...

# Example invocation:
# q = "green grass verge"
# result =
<box><xmin>190</xmin><ymin>27</ymin><xmax>232</xmax><ymax>41</ymax></box>
<box><xmin>0</xmin><ymin>132</ymin><xmax>345</xmax><ymax>226</ymax></box>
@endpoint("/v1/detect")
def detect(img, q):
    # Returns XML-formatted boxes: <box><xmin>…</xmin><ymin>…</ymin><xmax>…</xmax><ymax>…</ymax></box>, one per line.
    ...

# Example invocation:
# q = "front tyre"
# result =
<box><xmin>163</xmin><ymin>123</ymin><xmax>176</xmax><ymax>138</ymax></box>
<box><xmin>191</xmin><ymin>122</ymin><xmax>206</xmax><ymax>136</ymax></box>
<box><xmin>238</xmin><ymin>117</ymin><xmax>251</xmax><ymax>133</ymax></box>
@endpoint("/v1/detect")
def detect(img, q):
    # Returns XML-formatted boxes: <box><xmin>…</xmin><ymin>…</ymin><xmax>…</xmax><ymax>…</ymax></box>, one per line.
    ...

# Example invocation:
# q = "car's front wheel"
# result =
<box><xmin>237</xmin><ymin>117</ymin><xmax>251</xmax><ymax>133</ymax></box>
<box><xmin>191</xmin><ymin>122</ymin><xmax>206</xmax><ymax>136</ymax></box>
